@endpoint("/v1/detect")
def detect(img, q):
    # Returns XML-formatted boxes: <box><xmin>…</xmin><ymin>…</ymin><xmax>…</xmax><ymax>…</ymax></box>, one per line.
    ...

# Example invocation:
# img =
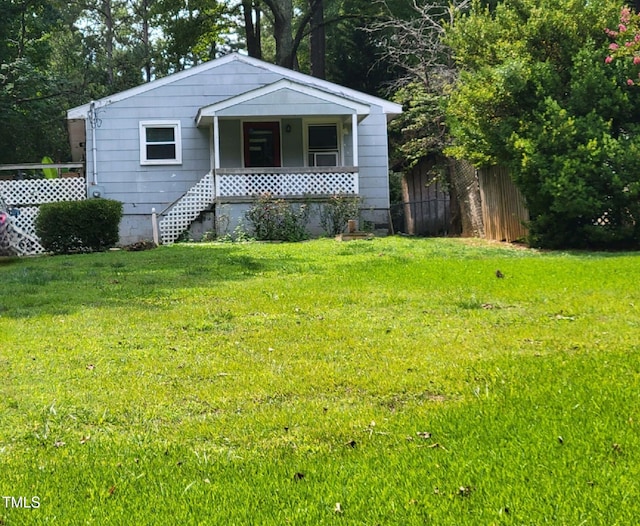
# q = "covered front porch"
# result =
<box><xmin>197</xmin><ymin>78</ymin><xmax>369</xmax><ymax>202</ymax></box>
<box><xmin>158</xmin><ymin>79</ymin><xmax>374</xmax><ymax>243</ymax></box>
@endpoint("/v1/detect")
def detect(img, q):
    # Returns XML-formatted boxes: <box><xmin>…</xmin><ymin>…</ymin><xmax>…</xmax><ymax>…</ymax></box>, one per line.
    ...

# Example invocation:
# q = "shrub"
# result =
<box><xmin>319</xmin><ymin>195</ymin><xmax>361</xmax><ymax>236</ymax></box>
<box><xmin>244</xmin><ymin>194</ymin><xmax>310</xmax><ymax>242</ymax></box>
<box><xmin>36</xmin><ymin>199</ymin><xmax>123</xmax><ymax>254</ymax></box>
<box><xmin>445</xmin><ymin>1</ymin><xmax>640</xmax><ymax>248</ymax></box>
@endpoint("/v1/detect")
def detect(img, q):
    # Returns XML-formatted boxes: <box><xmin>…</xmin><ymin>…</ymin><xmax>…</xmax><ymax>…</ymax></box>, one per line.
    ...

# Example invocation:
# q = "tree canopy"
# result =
<box><xmin>0</xmin><ymin>0</ymin><xmax>407</xmax><ymax>164</ymax></box>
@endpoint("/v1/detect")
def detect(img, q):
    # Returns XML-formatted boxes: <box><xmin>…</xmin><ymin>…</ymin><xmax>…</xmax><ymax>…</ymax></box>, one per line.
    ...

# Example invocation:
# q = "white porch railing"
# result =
<box><xmin>0</xmin><ymin>176</ymin><xmax>86</xmax><ymax>206</ymax></box>
<box><xmin>215</xmin><ymin>167</ymin><xmax>359</xmax><ymax>200</ymax></box>
<box><xmin>158</xmin><ymin>168</ymin><xmax>360</xmax><ymax>245</ymax></box>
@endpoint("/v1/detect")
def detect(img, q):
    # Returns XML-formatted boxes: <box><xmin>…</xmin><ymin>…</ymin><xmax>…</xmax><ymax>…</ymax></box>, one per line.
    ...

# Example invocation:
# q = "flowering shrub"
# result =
<box><xmin>604</xmin><ymin>6</ymin><xmax>640</xmax><ymax>84</ymax></box>
<box><xmin>244</xmin><ymin>194</ymin><xmax>310</xmax><ymax>242</ymax></box>
<box><xmin>0</xmin><ymin>198</ymin><xmax>13</xmax><ymax>257</ymax></box>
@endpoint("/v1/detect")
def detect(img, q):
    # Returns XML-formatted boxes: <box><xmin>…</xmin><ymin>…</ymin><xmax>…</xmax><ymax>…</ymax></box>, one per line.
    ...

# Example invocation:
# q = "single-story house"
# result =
<box><xmin>66</xmin><ymin>53</ymin><xmax>402</xmax><ymax>244</ymax></box>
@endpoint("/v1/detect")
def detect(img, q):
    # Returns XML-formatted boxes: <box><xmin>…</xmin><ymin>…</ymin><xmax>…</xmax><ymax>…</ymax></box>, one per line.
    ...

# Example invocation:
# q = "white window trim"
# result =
<box><xmin>304</xmin><ymin>119</ymin><xmax>343</xmax><ymax>168</ymax></box>
<box><xmin>139</xmin><ymin>120</ymin><xmax>182</xmax><ymax>165</ymax></box>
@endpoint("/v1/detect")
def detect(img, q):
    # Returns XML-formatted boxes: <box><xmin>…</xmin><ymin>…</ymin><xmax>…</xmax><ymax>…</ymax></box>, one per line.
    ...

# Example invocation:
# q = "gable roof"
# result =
<box><xmin>67</xmin><ymin>53</ymin><xmax>402</xmax><ymax>120</ymax></box>
<box><xmin>196</xmin><ymin>78</ymin><xmax>372</xmax><ymax>125</ymax></box>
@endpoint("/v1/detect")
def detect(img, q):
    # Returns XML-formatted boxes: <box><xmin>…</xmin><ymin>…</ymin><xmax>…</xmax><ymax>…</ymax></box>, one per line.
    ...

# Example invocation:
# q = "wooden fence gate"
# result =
<box><xmin>401</xmin><ymin>160</ymin><xmax>452</xmax><ymax>236</ymax></box>
<box><xmin>400</xmin><ymin>159</ymin><xmax>529</xmax><ymax>242</ymax></box>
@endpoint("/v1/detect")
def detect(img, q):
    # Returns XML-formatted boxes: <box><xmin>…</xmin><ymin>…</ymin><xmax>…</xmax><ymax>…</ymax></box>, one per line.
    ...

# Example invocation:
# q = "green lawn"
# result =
<box><xmin>1</xmin><ymin>237</ymin><xmax>639</xmax><ymax>525</ymax></box>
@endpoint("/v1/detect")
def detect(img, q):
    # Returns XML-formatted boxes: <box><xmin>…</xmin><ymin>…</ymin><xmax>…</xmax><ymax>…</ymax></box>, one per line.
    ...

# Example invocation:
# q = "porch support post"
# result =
<box><xmin>351</xmin><ymin>113</ymin><xmax>359</xmax><ymax>167</ymax></box>
<box><xmin>212</xmin><ymin>115</ymin><xmax>221</xmax><ymax>203</ymax></box>
<box><xmin>209</xmin><ymin>123</ymin><xmax>214</xmax><ymax>172</ymax></box>
<box><xmin>213</xmin><ymin>115</ymin><xmax>220</xmax><ymax>170</ymax></box>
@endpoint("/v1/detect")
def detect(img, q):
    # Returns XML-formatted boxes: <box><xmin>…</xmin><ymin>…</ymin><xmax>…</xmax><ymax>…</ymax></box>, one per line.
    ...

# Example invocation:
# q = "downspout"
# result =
<box><xmin>89</xmin><ymin>101</ymin><xmax>98</xmax><ymax>186</ymax></box>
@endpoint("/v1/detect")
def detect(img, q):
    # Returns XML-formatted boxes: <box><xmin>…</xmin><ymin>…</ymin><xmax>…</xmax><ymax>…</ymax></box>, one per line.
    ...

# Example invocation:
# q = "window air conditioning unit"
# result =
<box><xmin>310</xmin><ymin>152</ymin><xmax>338</xmax><ymax>167</ymax></box>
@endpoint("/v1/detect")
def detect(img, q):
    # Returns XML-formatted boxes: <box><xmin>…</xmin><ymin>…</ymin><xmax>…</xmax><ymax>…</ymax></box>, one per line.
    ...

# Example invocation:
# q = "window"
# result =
<box><xmin>308</xmin><ymin>124</ymin><xmax>339</xmax><ymax>167</ymax></box>
<box><xmin>139</xmin><ymin>121</ymin><xmax>182</xmax><ymax>165</ymax></box>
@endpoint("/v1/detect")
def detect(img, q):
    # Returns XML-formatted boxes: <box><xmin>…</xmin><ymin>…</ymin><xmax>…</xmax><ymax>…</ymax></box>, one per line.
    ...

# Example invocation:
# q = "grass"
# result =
<box><xmin>0</xmin><ymin>236</ymin><xmax>639</xmax><ymax>524</ymax></box>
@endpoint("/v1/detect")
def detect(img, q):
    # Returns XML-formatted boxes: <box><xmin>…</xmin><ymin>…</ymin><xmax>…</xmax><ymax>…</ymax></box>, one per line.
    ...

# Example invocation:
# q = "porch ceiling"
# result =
<box><xmin>196</xmin><ymin>79</ymin><xmax>370</xmax><ymax>127</ymax></box>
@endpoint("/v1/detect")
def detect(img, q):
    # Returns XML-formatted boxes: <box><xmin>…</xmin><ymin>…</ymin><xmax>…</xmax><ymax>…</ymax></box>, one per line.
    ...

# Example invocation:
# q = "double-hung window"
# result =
<box><xmin>139</xmin><ymin>121</ymin><xmax>182</xmax><ymax>165</ymax></box>
<box><xmin>308</xmin><ymin>124</ymin><xmax>339</xmax><ymax>167</ymax></box>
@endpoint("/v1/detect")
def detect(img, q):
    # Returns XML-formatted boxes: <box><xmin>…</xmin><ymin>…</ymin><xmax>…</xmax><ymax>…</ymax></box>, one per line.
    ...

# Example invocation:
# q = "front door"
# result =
<box><xmin>243</xmin><ymin>122</ymin><xmax>281</xmax><ymax>168</ymax></box>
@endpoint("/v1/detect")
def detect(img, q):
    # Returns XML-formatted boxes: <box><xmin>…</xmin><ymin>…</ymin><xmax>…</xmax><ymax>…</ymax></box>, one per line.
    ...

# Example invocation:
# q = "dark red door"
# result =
<box><xmin>243</xmin><ymin>122</ymin><xmax>281</xmax><ymax>168</ymax></box>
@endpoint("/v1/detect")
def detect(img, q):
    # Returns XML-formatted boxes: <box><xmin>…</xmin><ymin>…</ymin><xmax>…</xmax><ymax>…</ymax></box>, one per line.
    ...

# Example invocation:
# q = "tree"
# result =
<box><xmin>323</xmin><ymin>0</ymin><xmax>389</xmax><ymax>92</ymax></box>
<box><xmin>237</xmin><ymin>0</ymin><xmax>343</xmax><ymax>75</ymax></box>
<box><xmin>309</xmin><ymin>0</ymin><xmax>325</xmax><ymax>78</ymax></box>
<box><xmin>242</xmin><ymin>0</ymin><xmax>263</xmax><ymax>59</ymax></box>
<box><xmin>262</xmin><ymin>0</ymin><xmax>296</xmax><ymax>68</ymax></box>
<box><xmin>369</xmin><ymin>1</ymin><xmax>469</xmax><ymax>170</ymax></box>
<box><xmin>371</xmin><ymin>0</ymin><xmax>467</xmax><ymax>90</ymax></box>
<box><xmin>152</xmin><ymin>0</ymin><xmax>228</xmax><ymax>74</ymax></box>
<box><xmin>445</xmin><ymin>0</ymin><xmax>640</xmax><ymax>249</ymax></box>
<box><xmin>0</xmin><ymin>0</ymin><xmax>72</xmax><ymax>162</ymax></box>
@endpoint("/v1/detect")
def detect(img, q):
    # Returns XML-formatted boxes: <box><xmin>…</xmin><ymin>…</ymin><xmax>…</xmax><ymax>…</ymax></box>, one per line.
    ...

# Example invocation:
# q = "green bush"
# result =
<box><xmin>445</xmin><ymin>0</ymin><xmax>640</xmax><ymax>249</ymax></box>
<box><xmin>36</xmin><ymin>198</ymin><xmax>123</xmax><ymax>254</ymax></box>
<box><xmin>245</xmin><ymin>194</ymin><xmax>310</xmax><ymax>242</ymax></box>
<box><xmin>319</xmin><ymin>195</ymin><xmax>361</xmax><ymax>236</ymax></box>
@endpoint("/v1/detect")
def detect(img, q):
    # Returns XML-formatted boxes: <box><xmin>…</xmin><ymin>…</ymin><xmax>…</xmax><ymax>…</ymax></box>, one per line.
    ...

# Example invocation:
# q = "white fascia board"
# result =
<box><xmin>66</xmin><ymin>54</ymin><xmax>242</xmax><ymax>119</ymax></box>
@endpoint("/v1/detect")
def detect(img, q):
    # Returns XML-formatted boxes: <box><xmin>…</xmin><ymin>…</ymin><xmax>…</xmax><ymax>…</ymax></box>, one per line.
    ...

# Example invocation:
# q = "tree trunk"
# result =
<box><xmin>242</xmin><ymin>0</ymin><xmax>262</xmax><ymax>59</ymax></box>
<box><xmin>141</xmin><ymin>0</ymin><xmax>151</xmax><ymax>82</ymax></box>
<box><xmin>18</xmin><ymin>2</ymin><xmax>27</xmax><ymax>59</ymax></box>
<box><xmin>309</xmin><ymin>0</ymin><xmax>325</xmax><ymax>78</ymax></box>
<box><xmin>103</xmin><ymin>0</ymin><xmax>114</xmax><ymax>87</ymax></box>
<box><xmin>263</xmin><ymin>0</ymin><xmax>295</xmax><ymax>69</ymax></box>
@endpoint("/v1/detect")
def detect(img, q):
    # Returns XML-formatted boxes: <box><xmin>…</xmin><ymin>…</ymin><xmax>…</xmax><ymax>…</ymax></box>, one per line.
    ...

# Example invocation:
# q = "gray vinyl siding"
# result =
<box><xmin>356</xmin><ymin>109</ymin><xmax>390</xmax><ymax>211</ymax></box>
<box><xmin>217</xmin><ymin>89</ymin><xmax>356</xmax><ymax>117</ymax></box>
<box><xmin>85</xmin><ymin>61</ymin><xmax>280</xmax><ymax>216</ymax></box>
<box><xmin>219</xmin><ymin>120</ymin><xmax>242</xmax><ymax>167</ymax></box>
<box><xmin>282</xmin><ymin>118</ymin><xmax>303</xmax><ymax>166</ymax></box>
<box><xmin>80</xmin><ymin>58</ymin><xmax>394</xmax><ymax>243</ymax></box>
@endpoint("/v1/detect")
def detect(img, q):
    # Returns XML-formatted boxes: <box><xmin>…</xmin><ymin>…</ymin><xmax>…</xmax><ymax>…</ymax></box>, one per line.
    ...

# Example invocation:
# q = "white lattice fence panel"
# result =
<box><xmin>0</xmin><ymin>177</ymin><xmax>86</xmax><ymax>206</ymax></box>
<box><xmin>217</xmin><ymin>171</ymin><xmax>358</xmax><ymax>198</ymax></box>
<box><xmin>0</xmin><ymin>178</ymin><xmax>86</xmax><ymax>256</ymax></box>
<box><xmin>7</xmin><ymin>207</ymin><xmax>46</xmax><ymax>255</ymax></box>
<box><xmin>159</xmin><ymin>172</ymin><xmax>214</xmax><ymax>244</ymax></box>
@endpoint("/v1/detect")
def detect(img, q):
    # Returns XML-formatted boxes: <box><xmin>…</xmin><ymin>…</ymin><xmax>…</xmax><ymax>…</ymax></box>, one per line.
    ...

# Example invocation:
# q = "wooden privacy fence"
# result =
<box><xmin>477</xmin><ymin>166</ymin><xmax>529</xmax><ymax>242</ymax></box>
<box><xmin>400</xmin><ymin>159</ymin><xmax>529</xmax><ymax>242</ymax></box>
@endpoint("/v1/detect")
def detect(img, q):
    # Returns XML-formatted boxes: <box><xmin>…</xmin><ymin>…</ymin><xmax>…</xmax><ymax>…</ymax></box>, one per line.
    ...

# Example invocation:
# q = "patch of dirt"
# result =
<box><xmin>122</xmin><ymin>240</ymin><xmax>157</xmax><ymax>251</ymax></box>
